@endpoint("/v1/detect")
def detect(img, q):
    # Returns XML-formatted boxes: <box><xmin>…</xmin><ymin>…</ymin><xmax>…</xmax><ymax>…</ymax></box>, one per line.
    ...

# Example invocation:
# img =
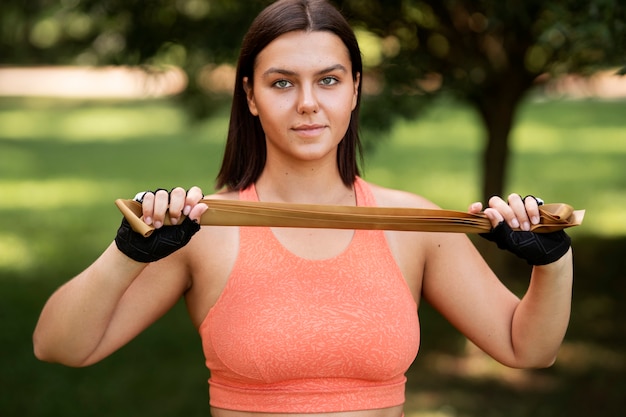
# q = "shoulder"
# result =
<box><xmin>204</xmin><ymin>188</ymin><xmax>239</xmax><ymax>201</ymax></box>
<box><xmin>359</xmin><ymin>180</ymin><xmax>445</xmax><ymax>295</ymax></box>
<box><xmin>363</xmin><ymin>180</ymin><xmax>439</xmax><ymax>210</ymax></box>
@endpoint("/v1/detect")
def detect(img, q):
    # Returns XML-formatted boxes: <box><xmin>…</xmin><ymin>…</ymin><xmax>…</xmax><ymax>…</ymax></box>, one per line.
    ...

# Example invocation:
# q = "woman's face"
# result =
<box><xmin>244</xmin><ymin>30</ymin><xmax>360</xmax><ymax>165</ymax></box>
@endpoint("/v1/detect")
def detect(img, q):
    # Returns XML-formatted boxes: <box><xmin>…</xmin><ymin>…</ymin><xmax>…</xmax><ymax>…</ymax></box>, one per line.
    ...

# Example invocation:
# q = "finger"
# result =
<box><xmin>141</xmin><ymin>192</ymin><xmax>155</xmax><ymax>225</ymax></box>
<box><xmin>486</xmin><ymin>195</ymin><xmax>518</xmax><ymax>228</ymax></box>
<box><xmin>168</xmin><ymin>187</ymin><xmax>186</xmax><ymax>225</ymax></box>
<box><xmin>523</xmin><ymin>196</ymin><xmax>541</xmax><ymax>225</ymax></box>
<box><xmin>467</xmin><ymin>201</ymin><xmax>483</xmax><ymax>214</ymax></box>
<box><xmin>507</xmin><ymin>193</ymin><xmax>531</xmax><ymax>231</ymax></box>
<box><xmin>153</xmin><ymin>189</ymin><xmax>170</xmax><ymax>229</ymax></box>
<box><xmin>468</xmin><ymin>202</ymin><xmax>483</xmax><ymax>213</ymax></box>
<box><xmin>483</xmin><ymin>196</ymin><xmax>506</xmax><ymax>227</ymax></box>
<box><xmin>188</xmin><ymin>202</ymin><xmax>209</xmax><ymax>222</ymax></box>
<box><xmin>184</xmin><ymin>186</ymin><xmax>204</xmax><ymax>216</ymax></box>
<box><xmin>483</xmin><ymin>207</ymin><xmax>504</xmax><ymax>228</ymax></box>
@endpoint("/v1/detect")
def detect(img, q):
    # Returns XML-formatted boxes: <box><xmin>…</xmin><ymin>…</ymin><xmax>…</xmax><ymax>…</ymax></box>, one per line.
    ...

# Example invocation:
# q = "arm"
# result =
<box><xmin>33</xmin><ymin>187</ymin><xmax>208</xmax><ymax>367</ymax></box>
<box><xmin>33</xmin><ymin>244</ymin><xmax>186</xmax><ymax>366</ymax></box>
<box><xmin>510</xmin><ymin>249</ymin><xmax>572</xmax><ymax>366</ymax></box>
<box><xmin>423</xmin><ymin>194</ymin><xmax>573</xmax><ymax>368</ymax></box>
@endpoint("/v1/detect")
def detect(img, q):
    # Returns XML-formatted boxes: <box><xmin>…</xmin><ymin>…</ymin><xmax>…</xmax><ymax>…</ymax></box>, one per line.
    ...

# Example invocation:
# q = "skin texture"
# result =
<box><xmin>33</xmin><ymin>31</ymin><xmax>573</xmax><ymax>417</ymax></box>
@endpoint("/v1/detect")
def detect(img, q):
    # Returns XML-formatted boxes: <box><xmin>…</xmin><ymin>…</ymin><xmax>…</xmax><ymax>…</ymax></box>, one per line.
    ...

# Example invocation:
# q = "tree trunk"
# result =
<box><xmin>476</xmin><ymin>98</ymin><xmax>516</xmax><ymax>204</ymax></box>
<box><xmin>473</xmin><ymin>75</ymin><xmax>533</xmax><ymax>204</ymax></box>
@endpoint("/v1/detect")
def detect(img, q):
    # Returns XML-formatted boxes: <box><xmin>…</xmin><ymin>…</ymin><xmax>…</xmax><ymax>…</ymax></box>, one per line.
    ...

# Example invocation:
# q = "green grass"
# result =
<box><xmin>1</xmin><ymin>96</ymin><xmax>625</xmax><ymax>416</ymax></box>
<box><xmin>366</xmin><ymin>99</ymin><xmax>626</xmax><ymax>237</ymax></box>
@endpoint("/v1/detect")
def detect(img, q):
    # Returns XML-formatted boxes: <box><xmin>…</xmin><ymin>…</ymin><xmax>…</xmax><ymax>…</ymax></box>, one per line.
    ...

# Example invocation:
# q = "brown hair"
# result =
<box><xmin>215</xmin><ymin>0</ymin><xmax>364</xmax><ymax>190</ymax></box>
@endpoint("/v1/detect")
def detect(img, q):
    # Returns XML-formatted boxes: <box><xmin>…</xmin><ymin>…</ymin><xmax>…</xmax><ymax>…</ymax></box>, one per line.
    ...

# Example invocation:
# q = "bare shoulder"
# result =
<box><xmin>365</xmin><ymin>181</ymin><xmax>439</xmax><ymax>209</ymax></box>
<box><xmin>204</xmin><ymin>188</ymin><xmax>239</xmax><ymax>201</ymax></box>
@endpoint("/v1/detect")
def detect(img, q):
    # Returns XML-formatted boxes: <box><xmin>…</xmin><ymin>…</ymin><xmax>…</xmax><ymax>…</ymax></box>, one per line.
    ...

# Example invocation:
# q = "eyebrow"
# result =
<box><xmin>261</xmin><ymin>64</ymin><xmax>349</xmax><ymax>78</ymax></box>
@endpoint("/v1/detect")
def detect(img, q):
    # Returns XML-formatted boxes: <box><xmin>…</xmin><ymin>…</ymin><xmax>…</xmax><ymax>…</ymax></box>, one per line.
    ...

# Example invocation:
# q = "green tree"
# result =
<box><xmin>0</xmin><ymin>0</ymin><xmax>270</xmax><ymax>116</ymax></box>
<box><xmin>2</xmin><ymin>0</ymin><xmax>624</xmax><ymax>200</ymax></box>
<box><xmin>338</xmin><ymin>0</ymin><xmax>626</xmax><ymax>201</ymax></box>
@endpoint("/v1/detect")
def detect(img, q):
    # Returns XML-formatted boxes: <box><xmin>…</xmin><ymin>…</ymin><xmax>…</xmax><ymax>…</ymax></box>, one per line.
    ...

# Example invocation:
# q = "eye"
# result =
<box><xmin>320</xmin><ymin>76</ymin><xmax>338</xmax><ymax>86</ymax></box>
<box><xmin>273</xmin><ymin>79</ymin><xmax>292</xmax><ymax>89</ymax></box>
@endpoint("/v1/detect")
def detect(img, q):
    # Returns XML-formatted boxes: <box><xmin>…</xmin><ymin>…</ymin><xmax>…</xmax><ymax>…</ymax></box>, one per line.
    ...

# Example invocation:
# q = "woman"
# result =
<box><xmin>33</xmin><ymin>0</ymin><xmax>573</xmax><ymax>416</ymax></box>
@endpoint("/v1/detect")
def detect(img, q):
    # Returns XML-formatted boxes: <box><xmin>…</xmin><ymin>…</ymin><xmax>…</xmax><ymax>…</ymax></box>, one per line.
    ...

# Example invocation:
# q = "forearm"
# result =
<box><xmin>33</xmin><ymin>242</ymin><xmax>146</xmax><ymax>366</ymax></box>
<box><xmin>510</xmin><ymin>248</ymin><xmax>573</xmax><ymax>367</ymax></box>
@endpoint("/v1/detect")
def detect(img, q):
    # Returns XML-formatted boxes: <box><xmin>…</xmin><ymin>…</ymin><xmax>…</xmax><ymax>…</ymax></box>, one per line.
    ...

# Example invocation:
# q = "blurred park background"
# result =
<box><xmin>1</xmin><ymin>1</ymin><xmax>625</xmax><ymax>416</ymax></box>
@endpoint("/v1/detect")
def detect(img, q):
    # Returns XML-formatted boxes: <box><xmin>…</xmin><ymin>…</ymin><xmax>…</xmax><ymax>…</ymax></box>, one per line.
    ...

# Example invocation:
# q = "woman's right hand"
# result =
<box><xmin>139</xmin><ymin>186</ymin><xmax>208</xmax><ymax>228</ymax></box>
<box><xmin>115</xmin><ymin>186</ymin><xmax>209</xmax><ymax>263</ymax></box>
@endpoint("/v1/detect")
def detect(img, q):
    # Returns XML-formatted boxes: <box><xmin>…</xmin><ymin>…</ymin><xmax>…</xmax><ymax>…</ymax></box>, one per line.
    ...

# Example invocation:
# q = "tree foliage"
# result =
<box><xmin>2</xmin><ymin>0</ymin><xmax>624</xmax><ymax>198</ymax></box>
<box><xmin>338</xmin><ymin>0</ymin><xmax>626</xmax><ymax>200</ymax></box>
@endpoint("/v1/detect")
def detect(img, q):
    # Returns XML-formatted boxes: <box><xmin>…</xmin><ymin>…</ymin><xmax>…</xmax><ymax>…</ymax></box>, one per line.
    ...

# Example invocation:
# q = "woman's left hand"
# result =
<box><xmin>468</xmin><ymin>193</ymin><xmax>541</xmax><ymax>232</ymax></box>
<box><xmin>469</xmin><ymin>193</ymin><xmax>571</xmax><ymax>266</ymax></box>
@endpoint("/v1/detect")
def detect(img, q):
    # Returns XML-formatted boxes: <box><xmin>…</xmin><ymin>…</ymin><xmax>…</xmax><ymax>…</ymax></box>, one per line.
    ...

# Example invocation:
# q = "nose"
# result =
<box><xmin>296</xmin><ymin>84</ymin><xmax>319</xmax><ymax>114</ymax></box>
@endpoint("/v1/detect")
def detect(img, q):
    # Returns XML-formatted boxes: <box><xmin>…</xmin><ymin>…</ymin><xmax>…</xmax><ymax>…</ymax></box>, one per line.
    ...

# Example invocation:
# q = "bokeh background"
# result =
<box><xmin>1</xmin><ymin>1</ymin><xmax>625</xmax><ymax>416</ymax></box>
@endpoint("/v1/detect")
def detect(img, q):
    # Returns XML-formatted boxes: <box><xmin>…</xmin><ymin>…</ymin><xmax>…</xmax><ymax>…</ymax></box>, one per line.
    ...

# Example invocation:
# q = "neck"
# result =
<box><xmin>255</xmin><ymin>160</ymin><xmax>355</xmax><ymax>206</ymax></box>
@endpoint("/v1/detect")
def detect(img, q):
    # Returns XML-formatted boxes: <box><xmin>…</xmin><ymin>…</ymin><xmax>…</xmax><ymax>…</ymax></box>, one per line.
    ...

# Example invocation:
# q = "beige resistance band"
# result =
<box><xmin>115</xmin><ymin>198</ymin><xmax>585</xmax><ymax>238</ymax></box>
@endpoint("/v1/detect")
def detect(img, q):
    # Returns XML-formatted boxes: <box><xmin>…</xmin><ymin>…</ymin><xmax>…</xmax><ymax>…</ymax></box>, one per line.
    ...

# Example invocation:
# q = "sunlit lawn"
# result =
<box><xmin>1</xmin><ymin>96</ymin><xmax>625</xmax><ymax>416</ymax></box>
<box><xmin>1</xmin><ymin>97</ymin><xmax>624</xmax><ymax>276</ymax></box>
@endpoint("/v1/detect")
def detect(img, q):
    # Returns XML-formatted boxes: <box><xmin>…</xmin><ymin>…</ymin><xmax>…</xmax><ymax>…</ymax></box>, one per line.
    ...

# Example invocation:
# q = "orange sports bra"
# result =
<box><xmin>199</xmin><ymin>177</ymin><xmax>420</xmax><ymax>413</ymax></box>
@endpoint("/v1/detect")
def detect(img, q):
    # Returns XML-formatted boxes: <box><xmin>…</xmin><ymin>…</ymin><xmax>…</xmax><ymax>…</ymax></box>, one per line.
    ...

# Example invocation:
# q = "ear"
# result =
<box><xmin>243</xmin><ymin>77</ymin><xmax>258</xmax><ymax>116</ymax></box>
<box><xmin>351</xmin><ymin>72</ymin><xmax>360</xmax><ymax>111</ymax></box>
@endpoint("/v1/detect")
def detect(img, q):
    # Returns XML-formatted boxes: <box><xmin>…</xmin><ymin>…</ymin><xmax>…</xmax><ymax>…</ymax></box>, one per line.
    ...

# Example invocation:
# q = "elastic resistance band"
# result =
<box><xmin>115</xmin><ymin>198</ymin><xmax>585</xmax><ymax>238</ymax></box>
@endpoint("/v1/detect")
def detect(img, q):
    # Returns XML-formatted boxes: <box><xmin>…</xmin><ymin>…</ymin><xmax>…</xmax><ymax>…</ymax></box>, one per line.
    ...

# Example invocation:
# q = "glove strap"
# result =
<box><xmin>480</xmin><ymin>221</ymin><xmax>571</xmax><ymax>265</ymax></box>
<box><xmin>115</xmin><ymin>216</ymin><xmax>200</xmax><ymax>263</ymax></box>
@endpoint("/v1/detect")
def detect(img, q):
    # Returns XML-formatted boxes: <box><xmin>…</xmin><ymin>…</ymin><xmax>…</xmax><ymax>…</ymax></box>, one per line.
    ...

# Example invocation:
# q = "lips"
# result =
<box><xmin>292</xmin><ymin>124</ymin><xmax>326</xmax><ymax>137</ymax></box>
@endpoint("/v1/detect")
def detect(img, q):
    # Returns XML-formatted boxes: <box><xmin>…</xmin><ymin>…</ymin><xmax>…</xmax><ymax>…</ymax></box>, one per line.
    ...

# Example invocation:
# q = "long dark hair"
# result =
<box><xmin>215</xmin><ymin>0</ymin><xmax>364</xmax><ymax>190</ymax></box>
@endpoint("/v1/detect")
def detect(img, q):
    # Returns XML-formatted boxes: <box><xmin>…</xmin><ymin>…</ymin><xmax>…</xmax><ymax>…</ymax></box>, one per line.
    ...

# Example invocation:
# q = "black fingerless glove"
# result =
<box><xmin>480</xmin><ymin>221</ymin><xmax>571</xmax><ymax>266</ymax></box>
<box><xmin>114</xmin><ymin>216</ymin><xmax>200</xmax><ymax>263</ymax></box>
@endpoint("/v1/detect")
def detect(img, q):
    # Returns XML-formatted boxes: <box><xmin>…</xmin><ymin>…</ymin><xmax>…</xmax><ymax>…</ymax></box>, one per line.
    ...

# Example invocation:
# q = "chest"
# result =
<box><xmin>270</xmin><ymin>226</ymin><xmax>355</xmax><ymax>259</ymax></box>
<box><xmin>201</xmin><ymin>227</ymin><xmax>420</xmax><ymax>383</ymax></box>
